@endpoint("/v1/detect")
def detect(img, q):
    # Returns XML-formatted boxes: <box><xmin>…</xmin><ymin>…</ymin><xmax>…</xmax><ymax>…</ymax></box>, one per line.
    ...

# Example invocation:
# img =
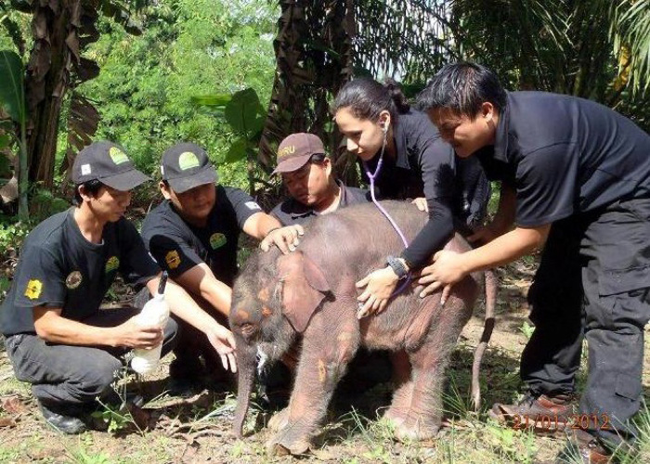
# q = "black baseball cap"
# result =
<box><xmin>160</xmin><ymin>143</ymin><xmax>218</xmax><ymax>193</ymax></box>
<box><xmin>72</xmin><ymin>141</ymin><xmax>150</xmax><ymax>191</ymax></box>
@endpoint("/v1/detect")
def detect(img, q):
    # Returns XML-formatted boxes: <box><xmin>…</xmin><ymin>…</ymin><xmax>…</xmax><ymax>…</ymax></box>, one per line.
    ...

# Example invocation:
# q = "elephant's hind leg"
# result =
<box><xmin>394</xmin><ymin>298</ymin><xmax>472</xmax><ymax>441</ymax></box>
<box><xmin>384</xmin><ymin>378</ymin><xmax>414</xmax><ymax>428</ymax></box>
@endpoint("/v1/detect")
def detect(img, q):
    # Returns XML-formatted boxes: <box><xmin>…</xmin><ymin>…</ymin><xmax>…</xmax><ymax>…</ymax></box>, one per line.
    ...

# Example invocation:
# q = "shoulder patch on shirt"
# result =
<box><xmin>165</xmin><ymin>250</ymin><xmax>181</xmax><ymax>269</ymax></box>
<box><xmin>209</xmin><ymin>233</ymin><xmax>227</xmax><ymax>250</ymax></box>
<box><xmin>65</xmin><ymin>271</ymin><xmax>83</xmax><ymax>289</ymax></box>
<box><xmin>245</xmin><ymin>201</ymin><xmax>261</xmax><ymax>211</ymax></box>
<box><xmin>105</xmin><ymin>256</ymin><xmax>120</xmax><ymax>273</ymax></box>
<box><xmin>24</xmin><ymin>279</ymin><xmax>43</xmax><ymax>300</ymax></box>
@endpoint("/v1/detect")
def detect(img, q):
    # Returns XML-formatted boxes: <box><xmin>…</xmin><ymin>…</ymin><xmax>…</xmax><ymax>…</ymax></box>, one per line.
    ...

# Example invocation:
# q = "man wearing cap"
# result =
<box><xmin>0</xmin><ymin>141</ymin><xmax>237</xmax><ymax>434</ymax></box>
<box><xmin>140</xmin><ymin>142</ymin><xmax>302</xmax><ymax>393</ymax></box>
<box><xmin>267</xmin><ymin>132</ymin><xmax>372</xmax><ymax>226</ymax></box>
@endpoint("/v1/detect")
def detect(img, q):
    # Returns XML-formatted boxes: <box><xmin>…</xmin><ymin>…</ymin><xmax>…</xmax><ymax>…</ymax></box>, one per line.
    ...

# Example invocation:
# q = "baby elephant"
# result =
<box><xmin>229</xmin><ymin>201</ymin><xmax>495</xmax><ymax>456</ymax></box>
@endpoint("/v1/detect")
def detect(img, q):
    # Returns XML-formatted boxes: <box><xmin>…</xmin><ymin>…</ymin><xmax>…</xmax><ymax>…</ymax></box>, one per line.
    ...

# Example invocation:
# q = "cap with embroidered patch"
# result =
<box><xmin>273</xmin><ymin>133</ymin><xmax>326</xmax><ymax>175</ymax></box>
<box><xmin>161</xmin><ymin>143</ymin><xmax>218</xmax><ymax>193</ymax></box>
<box><xmin>72</xmin><ymin>141</ymin><xmax>150</xmax><ymax>191</ymax></box>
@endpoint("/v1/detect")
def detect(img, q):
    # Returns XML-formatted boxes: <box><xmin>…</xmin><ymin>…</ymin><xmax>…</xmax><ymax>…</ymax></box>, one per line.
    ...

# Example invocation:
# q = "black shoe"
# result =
<box><xmin>99</xmin><ymin>389</ymin><xmax>145</xmax><ymax>409</ymax></box>
<box><xmin>38</xmin><ymin>401</ymin><xmax>87</xmax><ymax>434</ymax></box>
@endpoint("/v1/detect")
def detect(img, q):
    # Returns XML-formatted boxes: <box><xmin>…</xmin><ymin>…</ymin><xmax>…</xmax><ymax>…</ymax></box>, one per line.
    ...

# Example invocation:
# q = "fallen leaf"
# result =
<box><xmin>0</xmin><ymin>417</ymin><xmax>17</xmax><ymax>427</ymax></box>
<box><xmin>1</xmin><ymin>396</ymin><xmax>26</xmax><ymax>414</ymax></box>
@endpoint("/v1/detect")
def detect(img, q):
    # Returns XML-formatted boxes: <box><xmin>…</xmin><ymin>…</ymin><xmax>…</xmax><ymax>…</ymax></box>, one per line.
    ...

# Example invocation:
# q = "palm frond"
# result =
<box><xmin>611</xmin><ymin>0</ymin><xmax>650</xmax><ymax>94</ymax></box>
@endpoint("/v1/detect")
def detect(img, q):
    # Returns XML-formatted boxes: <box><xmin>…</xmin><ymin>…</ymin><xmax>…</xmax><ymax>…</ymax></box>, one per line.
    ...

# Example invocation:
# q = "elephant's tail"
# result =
<box><xmin>471</xmin><ymin>268</ymin><xmax>497</xmax><ymax>410</ymax></box>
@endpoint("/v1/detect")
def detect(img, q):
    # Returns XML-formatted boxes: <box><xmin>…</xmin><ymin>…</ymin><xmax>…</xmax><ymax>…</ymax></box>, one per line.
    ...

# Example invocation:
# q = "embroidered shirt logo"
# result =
<box><xmin>65</xmin><ymin>271</ymin><xmax>83</xmax><ymax>289</ymax></box>
<box><xmin>165</xmin><ymin>250</ymin><xmax>181</xmax><ymax>269</ymax></box>
<box><xmin>209</xmin><ymin>233</ymin><xmax>227</xmax><ymax>250</ymax></box>
<box><xmin>24</xmin><ymin>279</ymin><xmax>43</xmax><ymax>300</ymax></box>
<box><xmin>178</xmin><ymin>151</ymin><xmax>200</xmax><ymax>171</ymax></box>
<box><xmin>108</xmin><ymin>147</ymin><xmax>129</xmax><ymax>165</ymax></box>
<box><xmin>105</xmin><ymin>256</ymin><xmax>120</xmax><ymax>273</ymax></box>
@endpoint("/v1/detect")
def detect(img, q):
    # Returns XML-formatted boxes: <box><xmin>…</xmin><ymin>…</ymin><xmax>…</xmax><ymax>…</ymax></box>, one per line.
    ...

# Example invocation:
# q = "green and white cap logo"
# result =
<box><xmin>109</xmin><ymin>146</ymin><xmax>129</xmax><ymax>165</ymax></box>
<box><xmin>209</xmin><ymin>233</ymin><xmax>227</xmax><ymax>250</ymax></box>
<box><xmin>178</xmin><ymin>151</ymin><xmax>201</xmax><ymax>171</ymax></box>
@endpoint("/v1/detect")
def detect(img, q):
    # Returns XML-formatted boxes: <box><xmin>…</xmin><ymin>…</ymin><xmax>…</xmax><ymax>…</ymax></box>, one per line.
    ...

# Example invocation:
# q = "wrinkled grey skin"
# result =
<box><xmin>229</xmin><ymin>201</ymin><xmax>495</xmax><ymax>456</ymax></box>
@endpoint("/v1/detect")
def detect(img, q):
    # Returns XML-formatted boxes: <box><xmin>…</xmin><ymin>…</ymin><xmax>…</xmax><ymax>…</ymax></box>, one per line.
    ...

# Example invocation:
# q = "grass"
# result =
<box><xmin>2</xmin><ymin>351</ymin><xmax>650</xmax><ymax>463</ymax></box>
<box><xmin>1</xmin><ymin>263</ymin><xmax>650</xmax><ymax>462</ymax></box>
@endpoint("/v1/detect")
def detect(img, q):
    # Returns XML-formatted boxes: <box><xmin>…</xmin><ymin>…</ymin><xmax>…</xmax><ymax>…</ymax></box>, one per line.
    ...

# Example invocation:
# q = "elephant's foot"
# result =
<box><xmin>265</xmin><ymin>432</ymin><xmax>311</xmax><ymax>456</ymax></box>
<box><xmin>393</xmin><ymin>415</ymin><xmax>440</xmax><ymax>442</ymax></box>
<box><xmin>383</xmin><ymin>405</ymin><xmax>408</xmax><ymax>428</ymax></box>
<box><xmin>384</xmin><ymin>380</ymin><xmax>413</xmax><ymax>428</ymax></box>
<box><xmin>268</xmin><ymin>407</ymin><xmax>289</xmax><ymax>432</ymax></box>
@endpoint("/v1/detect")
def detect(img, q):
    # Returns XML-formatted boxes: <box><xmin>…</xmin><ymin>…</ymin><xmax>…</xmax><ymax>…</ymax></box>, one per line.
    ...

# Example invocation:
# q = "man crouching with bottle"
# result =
<box><xmin>0</xmin><ymin>141</ymin><xmax>236</xmax><ymax>434</ymax></box>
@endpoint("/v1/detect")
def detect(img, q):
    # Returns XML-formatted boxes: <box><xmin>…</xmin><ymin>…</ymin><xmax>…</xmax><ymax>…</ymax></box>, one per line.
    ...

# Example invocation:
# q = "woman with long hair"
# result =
<box><xmin>332</xmin><ymin>77</ymin><xmax>489</xmax><ymax>317</ymax></box>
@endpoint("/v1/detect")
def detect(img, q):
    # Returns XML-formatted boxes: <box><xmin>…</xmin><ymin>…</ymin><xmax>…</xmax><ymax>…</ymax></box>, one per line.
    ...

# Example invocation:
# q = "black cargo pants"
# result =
<box><xmin>5</xmin><ymin>307</ymin><xmax>178</xmax><ymax>408</ymax></box>
<box><xmin>521</xmin><ymin>198</ymin><xmax>650</xmax><ymax>446</ymax></box>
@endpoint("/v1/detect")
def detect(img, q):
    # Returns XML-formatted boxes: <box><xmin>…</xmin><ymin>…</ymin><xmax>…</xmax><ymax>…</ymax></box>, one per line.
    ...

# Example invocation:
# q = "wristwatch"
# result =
<box><xmin>387</xmin><ymin>255</ymin><xmax>410</xmax><ymax>280</ymax></box>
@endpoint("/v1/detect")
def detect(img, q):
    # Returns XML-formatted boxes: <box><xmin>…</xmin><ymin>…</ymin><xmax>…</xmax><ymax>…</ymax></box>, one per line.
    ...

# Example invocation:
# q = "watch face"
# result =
<box><xmin>387</xmin><ymin>256</ymin><xmax>408</xmax><ymax>279</ymax></box>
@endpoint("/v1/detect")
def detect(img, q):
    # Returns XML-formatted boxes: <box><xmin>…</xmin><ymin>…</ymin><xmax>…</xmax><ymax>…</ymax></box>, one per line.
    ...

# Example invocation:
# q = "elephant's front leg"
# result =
<box><xmin>266</xmin><ymin>315</ymin><xmax>359</xmax><ymax>456</ymax></box>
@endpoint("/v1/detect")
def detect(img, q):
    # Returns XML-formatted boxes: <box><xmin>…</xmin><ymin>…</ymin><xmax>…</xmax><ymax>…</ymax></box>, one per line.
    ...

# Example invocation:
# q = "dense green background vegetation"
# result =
<box><xmin>80</xmin><ymin>0</ymin><xmax>277</xmax><ymax>186</ymax></box>
<box><xmin>1</xmin><ymin>1</ymin><xmax>649</xmax><ymax>214</ymax></box>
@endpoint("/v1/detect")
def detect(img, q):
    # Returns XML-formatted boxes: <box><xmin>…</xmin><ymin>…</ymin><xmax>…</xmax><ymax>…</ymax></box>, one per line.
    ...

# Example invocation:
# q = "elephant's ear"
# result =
<box><xmin>277</xmin><ymin>251</ymin><xmax>331</xmax><ymax>333</ymax></box>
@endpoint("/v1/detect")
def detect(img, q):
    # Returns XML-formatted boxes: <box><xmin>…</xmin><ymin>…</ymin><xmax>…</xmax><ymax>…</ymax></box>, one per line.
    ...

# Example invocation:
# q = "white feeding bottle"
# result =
<box><xmin>131</xmin><ymin>272</ymin><xmax>170</xmax><ymax>375</ymax></box>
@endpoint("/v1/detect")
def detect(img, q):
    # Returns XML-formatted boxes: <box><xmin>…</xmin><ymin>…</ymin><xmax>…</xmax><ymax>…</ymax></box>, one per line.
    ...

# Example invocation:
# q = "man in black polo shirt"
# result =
<box><xmin>0</xmin><ymin>141</ymin><xmax>236</xmax><ymax>434</ymax></box>
<box><xmin>416</xmin><ymin>62</ymin><xmax>650</xmax><ymax>462</ymax></box>
<box><xmin>141</xmin><ymin>143</ymin><xmax>302</xmax><ymax>393</ymax></box>
<box><xmin>269</xmin><ymin>132</ymin><xmax>371</xmax><ymax>226</ymax></box>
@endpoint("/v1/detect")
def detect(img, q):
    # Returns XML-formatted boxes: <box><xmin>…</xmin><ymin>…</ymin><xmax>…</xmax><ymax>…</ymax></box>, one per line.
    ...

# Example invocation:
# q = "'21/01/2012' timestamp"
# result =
<box><xmin>511</xmin><ymin>413</ymin><xmax>611</xmax><ymax>431</ymax></box>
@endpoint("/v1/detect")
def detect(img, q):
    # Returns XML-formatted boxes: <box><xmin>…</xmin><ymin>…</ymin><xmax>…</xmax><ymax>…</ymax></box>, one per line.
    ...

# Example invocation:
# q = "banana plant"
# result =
<box><xmin>0</xmin><ymin>49</ymin><xmax>28</xmax><ymax>220</ymax></box>
<box><xmin>192</xmin><ymin>88</ymin><xmax>267</xmax><ymax>195</ymax></box>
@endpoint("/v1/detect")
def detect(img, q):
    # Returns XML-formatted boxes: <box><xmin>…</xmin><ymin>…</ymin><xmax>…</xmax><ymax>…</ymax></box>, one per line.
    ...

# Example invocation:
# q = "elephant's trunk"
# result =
<box><xmin>232</xmin><ymin>343</ymin><xmax>257</xmax><ymax>438</ymax></box>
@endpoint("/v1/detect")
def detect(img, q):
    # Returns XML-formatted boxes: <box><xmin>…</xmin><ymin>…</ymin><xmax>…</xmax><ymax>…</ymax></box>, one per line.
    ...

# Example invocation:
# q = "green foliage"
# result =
<box><xmin>0</xmin><ymin>133</ymin><xmax>11</xmax><ymax>177</ymax></box>
<box><xmin>0</xmin><ymin>217</ymin><xmax>31</xmax><ymax>252</ymax></box>
<box><xmin>92</xmin><ymin>367</ymin><xmax>144</xmax><ymax>436</ymax></box>
<box><xmin>520</xmin><ymin>321</ymin><xmax>535</xmax><ymax>340</ymax></box>
<box><xmin>0</xmin><ymin>48</ymin><xmax>28</xmax><ymax>219</ymax></box>
<box><xmin>29</xmin><ymin>186</ymin><xmax>69</xmax><ymax>218</ymax></box>
<box><xmin>611</xmin><ymin>0</ymin><xmax>650</xmax><ymax>95</ymax></box>
<box><xmin>79</xmin><ymin>0</ymin><xmax>277</xmax><ymax>190</ymax></box>
<box><xmin>224</xmin><ymin>88</ymin><xmax>266</xmax><ymax>138</ymax></box>
<box><xmin>193</xmin><ymin>86</ymin><xmax>270</xmax><ymax>194</ymax></box>
<box><xmin>66</xmin><ymin>446</ymin><xmax>119</xmax><ymax>464</ymax></box>
<box><xmin>0</xmin><ymin>50</ymin><xmax>25</xmax><ymax>124</ymax></box>
<box><xmin>484</xmin><ymin>422</ymin><xmax>538</xmax><ymax>463</ymax></box>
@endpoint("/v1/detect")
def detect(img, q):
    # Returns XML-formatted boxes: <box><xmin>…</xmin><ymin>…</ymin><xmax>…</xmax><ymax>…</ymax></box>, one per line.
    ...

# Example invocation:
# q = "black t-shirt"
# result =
<box><xmin>361</xmin><ymin>109</ymin><xmax>490</xmax><ymax>226</ymax></box>
<box><xmin>360</xmin><ymin>109</ymin><xmax>489</xmax><ymax>267</ymax></box>
<box><xmin>271</xmin><ymin>180</ymin><xmax>372</xmax><ymax>226</ymax></box>
<box><xmin>479</xmin><ymin>91</ymin><xmax>650</xmax><ymax>227</ymax></box>
<box><xmin>141</xmin><ymin>185</ymin><xmax>262</xmax><ymax>287</ymax></box>
<box><xmin>0</xmin><ymin>208</ymin><xmax>160</xmax><ymax>336</ymax></box>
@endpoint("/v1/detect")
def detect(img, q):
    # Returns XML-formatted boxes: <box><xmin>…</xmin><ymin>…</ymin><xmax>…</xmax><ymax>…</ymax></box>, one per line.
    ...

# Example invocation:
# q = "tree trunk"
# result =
<box><xmin>259</xmin><ymin>0</ymin><xmax>354</xmax><ymax>171</ymax></box>
<box><xmin>25</xmin><ymin>0</ymin><xmax>80</xmax><ymax>188</ymax></box>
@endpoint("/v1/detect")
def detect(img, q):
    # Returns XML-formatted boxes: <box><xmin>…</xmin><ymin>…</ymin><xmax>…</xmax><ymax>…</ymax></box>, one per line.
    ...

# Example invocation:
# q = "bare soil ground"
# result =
<box><xmin>1</xmin><ymin>259</ymin><xmax>649</xmax><ymax>464</ymax></box>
